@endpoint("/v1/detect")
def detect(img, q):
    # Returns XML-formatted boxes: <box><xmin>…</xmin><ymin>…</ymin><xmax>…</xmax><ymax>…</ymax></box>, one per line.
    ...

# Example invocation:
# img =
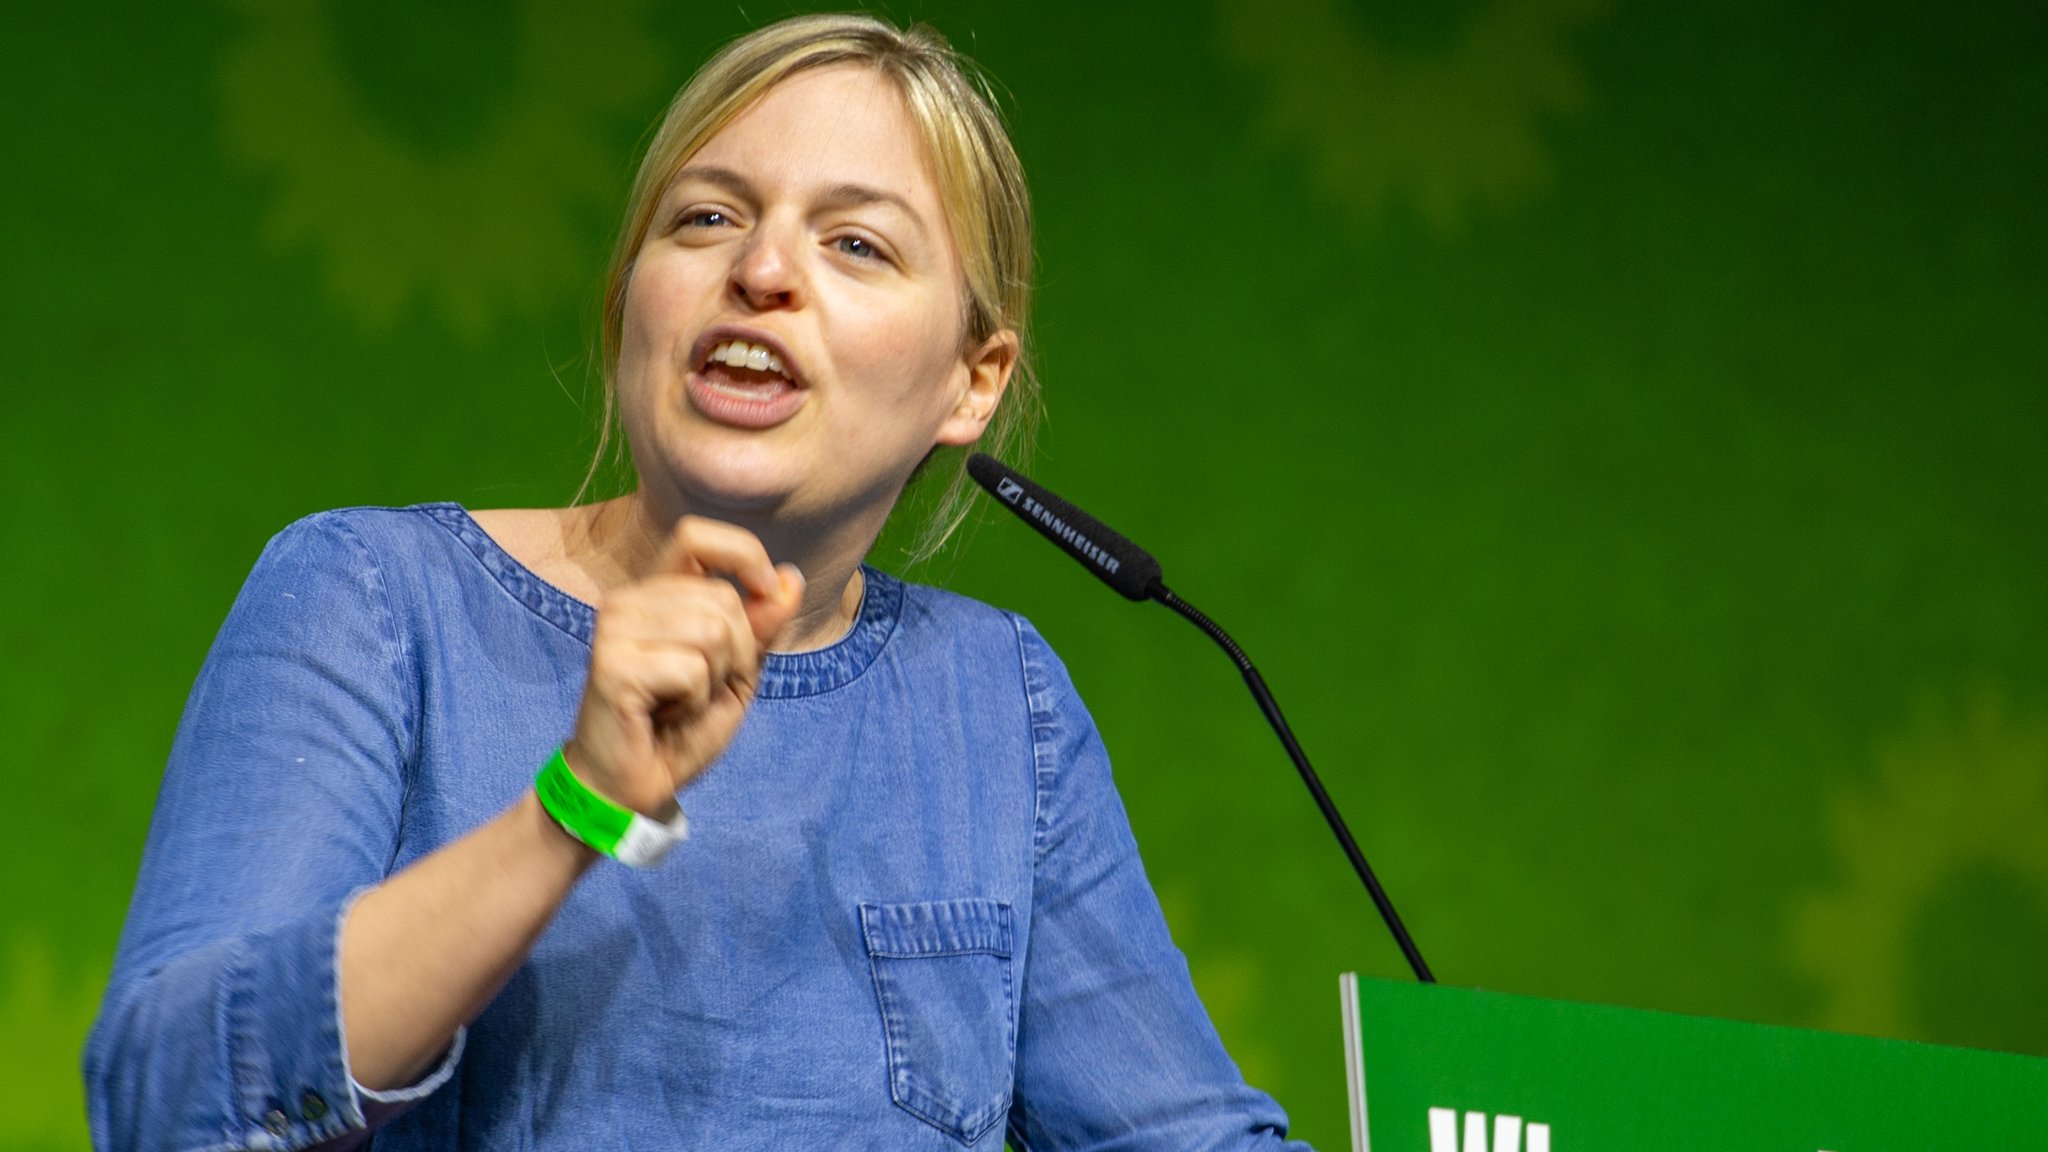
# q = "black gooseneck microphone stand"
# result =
<box><xmin>1151</xmin><ymin>584</ymin><xmax>1435</xmax><ymax>984</ymax></box>
<box><xmin>966</xmin><ymin>453</ymin><xmax>1435</xmax><ymax>983</ymax></box>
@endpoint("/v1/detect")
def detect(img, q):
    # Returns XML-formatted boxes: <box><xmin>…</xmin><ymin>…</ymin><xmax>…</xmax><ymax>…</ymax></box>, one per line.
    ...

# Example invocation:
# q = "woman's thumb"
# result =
<box><xmin>747</xmin><ymin>563</ymin><xmax>806</xmax><ymax>644</ymax></box>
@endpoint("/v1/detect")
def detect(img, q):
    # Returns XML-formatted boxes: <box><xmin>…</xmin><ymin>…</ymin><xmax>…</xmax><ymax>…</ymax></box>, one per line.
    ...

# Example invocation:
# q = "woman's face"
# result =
<box><xmin>616</xmin><ymin>64</ymin><xmax>1012</xmax><ymax>531</ymax></box>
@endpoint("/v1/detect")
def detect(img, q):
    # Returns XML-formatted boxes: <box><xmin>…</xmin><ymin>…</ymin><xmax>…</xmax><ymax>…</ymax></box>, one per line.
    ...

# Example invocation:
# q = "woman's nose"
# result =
<box><xmin>728</xmin><ymin>224</ymin><xmax>802</xmax><ymax>312</ymax></box>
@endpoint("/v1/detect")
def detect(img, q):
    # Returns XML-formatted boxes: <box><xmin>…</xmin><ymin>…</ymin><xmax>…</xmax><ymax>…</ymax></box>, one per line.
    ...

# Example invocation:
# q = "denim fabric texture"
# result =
<box><xmin>84</xmin><ymin>504</ymin><xmax>1311</xmax><ymax>1151</ymax></box>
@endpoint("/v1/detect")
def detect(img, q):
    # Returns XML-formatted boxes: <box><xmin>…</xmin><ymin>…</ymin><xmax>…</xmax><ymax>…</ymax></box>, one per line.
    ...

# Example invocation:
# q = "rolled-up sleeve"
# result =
<box><xmin>86</xmin><ymin>514</ymin><xmax>461</xmax><ymax>1151</ymax></box>
<box><xmin>1006</xmin><ymin>619</ymin><xmax>1313</xmax><ymax>1152</ymax></box>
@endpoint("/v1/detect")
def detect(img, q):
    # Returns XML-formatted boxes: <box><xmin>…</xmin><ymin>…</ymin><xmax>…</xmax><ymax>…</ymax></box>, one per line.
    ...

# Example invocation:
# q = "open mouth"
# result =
<box><xmin>697</xmin><ymin>339</ymin><xmax>796</xmax><ymax>397</ymax></box>
<box><xmin>686</xmin><ymin>335</ymin><xmax>808</xmax><ymax>428</ymax></box>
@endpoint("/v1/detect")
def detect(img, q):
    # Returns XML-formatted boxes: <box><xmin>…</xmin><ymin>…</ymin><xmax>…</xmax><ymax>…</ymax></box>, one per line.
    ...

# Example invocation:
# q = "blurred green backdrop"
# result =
<box><xmin>3</xmin><ymin>0</ymin><xmax>2044</xmax><ymax>1147</ymax></box>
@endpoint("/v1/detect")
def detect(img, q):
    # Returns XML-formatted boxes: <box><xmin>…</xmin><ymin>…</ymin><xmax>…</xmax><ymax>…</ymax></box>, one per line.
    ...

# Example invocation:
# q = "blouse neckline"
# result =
<box><xmin>420</xmin><ymin>502</ymin><xmax>900</xmax><ymax>699</ymax></box>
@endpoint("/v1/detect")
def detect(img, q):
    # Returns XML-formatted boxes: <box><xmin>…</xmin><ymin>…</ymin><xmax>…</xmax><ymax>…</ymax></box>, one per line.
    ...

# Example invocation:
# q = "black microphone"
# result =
<box><xmin>967</xmin><ymin>452</ymin><xmax>1436</xmax><ymax>984</ymax></box>
<box><xmin>964</xmin><ymin>453</ymin><xmax>1161</xmax><ymax>600</ymax></box>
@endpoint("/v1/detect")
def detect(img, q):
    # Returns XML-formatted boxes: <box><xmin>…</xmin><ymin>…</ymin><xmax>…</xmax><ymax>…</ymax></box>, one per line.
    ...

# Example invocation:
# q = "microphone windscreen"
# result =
<box><xmin>967</xmin><ymin>453</ymin><xmax>1163</xmax><ymax>600</ymax></box>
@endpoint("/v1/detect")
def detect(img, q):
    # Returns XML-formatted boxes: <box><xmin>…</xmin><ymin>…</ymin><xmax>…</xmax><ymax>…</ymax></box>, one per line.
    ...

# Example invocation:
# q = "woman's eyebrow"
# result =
<box><xmin>815</xmin><ymin>183</ymin><xmax>928</xmax><ymax>240</ymax></box>
<box><xmin>671</xmin><ymin>164</ymin><xmax>755</xmax><ymax>200</ymax></box>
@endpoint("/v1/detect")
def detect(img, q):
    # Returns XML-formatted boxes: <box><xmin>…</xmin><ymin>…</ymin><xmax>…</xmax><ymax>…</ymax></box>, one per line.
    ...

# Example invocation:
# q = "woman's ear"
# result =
<box><xmin>934</xmin><ymin>329</ymin><xmax>1019</xmax><ymax>446</ymax></box>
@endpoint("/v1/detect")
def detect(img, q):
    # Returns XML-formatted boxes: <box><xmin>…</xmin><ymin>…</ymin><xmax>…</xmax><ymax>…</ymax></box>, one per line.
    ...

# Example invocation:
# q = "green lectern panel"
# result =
<box><xmin>1342</xmin><ymin>973</ymin><xmax>2048</xmax><ymax>1152</ymax></box>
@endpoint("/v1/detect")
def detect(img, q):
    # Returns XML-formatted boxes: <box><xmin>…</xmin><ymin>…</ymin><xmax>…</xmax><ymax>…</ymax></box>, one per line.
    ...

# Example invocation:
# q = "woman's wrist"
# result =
<box><xmin>518</xmin><ymin>788</ymin><xmax>602</xmax><ymax>872</ymax></box>
<box><xmin>533</xmin><ymin>746</ymin><xmax>690</xmax><ymax>868</ymax></box>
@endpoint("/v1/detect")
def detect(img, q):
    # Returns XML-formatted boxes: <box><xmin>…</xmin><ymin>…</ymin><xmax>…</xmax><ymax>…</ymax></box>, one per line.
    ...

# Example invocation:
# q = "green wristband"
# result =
<box><xmin>534</xmin><ymin>747</ymin><xmax>689</xmax><ymax>868</ymax></box>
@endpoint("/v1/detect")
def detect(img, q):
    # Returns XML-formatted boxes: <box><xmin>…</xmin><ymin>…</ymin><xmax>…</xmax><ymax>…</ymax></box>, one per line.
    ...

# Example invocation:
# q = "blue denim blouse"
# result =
<box><xmin>85</xmin><ymin>505</ymin><xmax>1310</xmax><ymax>1152</ymax></box>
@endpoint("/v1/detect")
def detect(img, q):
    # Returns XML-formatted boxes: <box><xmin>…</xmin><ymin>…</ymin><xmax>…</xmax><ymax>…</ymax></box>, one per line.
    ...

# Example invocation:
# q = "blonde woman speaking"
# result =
<box><xmin>87</xmin><ymin>15</ymin><xmax>1312</xmax><ymax>1151</ymax></box>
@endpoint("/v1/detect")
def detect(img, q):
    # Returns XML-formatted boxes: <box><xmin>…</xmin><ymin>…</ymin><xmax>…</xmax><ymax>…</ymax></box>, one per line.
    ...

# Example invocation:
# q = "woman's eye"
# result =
<box><xmin>835</xmin><ymin>235</ymin><xmax>883</xmax><ymax>261</ymax></box>
<box><xmin>679</xmin><ymin>209</ymin><xmax>730</xmax><ymax>229</ymax></box>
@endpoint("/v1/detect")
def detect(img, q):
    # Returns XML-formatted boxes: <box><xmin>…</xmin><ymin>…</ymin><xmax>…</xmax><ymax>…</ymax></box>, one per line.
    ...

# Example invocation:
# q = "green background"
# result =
<box><xmin>3</xmin><ymin>0</ymin><xmax>2043</xmax><ymax>1147</ymax></box>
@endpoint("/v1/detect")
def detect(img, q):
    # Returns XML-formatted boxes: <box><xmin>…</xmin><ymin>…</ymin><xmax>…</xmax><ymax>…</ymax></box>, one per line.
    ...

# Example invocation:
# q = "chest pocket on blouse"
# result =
<box><xmin>860</xmin><ymin>898</ymin><xmax>1017</xmax><ymax>1145</ymax></box>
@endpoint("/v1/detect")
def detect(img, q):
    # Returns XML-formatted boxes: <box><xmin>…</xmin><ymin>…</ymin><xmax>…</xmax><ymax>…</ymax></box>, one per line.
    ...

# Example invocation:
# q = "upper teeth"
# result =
<box><xmin>707</xmin><ymin>340</ymin><xmax>789</xmax><ymax>379</ymax></box>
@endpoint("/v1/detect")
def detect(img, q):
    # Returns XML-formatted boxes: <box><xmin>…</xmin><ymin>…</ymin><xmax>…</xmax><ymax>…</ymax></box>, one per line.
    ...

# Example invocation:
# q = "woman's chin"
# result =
<box><xmin>660</xmin><ymin>448</ymin><xmax>811</xmax><ymax>516</ymax></box>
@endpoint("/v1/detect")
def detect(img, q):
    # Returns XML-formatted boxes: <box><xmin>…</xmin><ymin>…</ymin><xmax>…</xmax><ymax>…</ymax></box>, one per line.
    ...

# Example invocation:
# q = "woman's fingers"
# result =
<box><xmin>655</xmin><ymin>516</ymin><xmax>781</xmax><ymax>599</ymax></box>
<box><xmin>612</xmin><ymin>577</ymin><xmax>757</xmax><ymax>685</ymax></box>
<box><xmin>628</xmin><ymin>647</ymin><xmax>718</xmax><ymax>712</ymax></box>
<box><xmin>590</xmin><ymin>592</ymin><xmax>745</xmax><ymax>701</ymax></box>
<box><xmin>570</xmin><ymin>518</ymin><xmax>806</xmax><ymax>814</ymax></box>
<box><xmin>653</xmin><ymin>517</ymin><xmax>805</xmax><ymax>645</ymax></box>
<box><xmin>748</xmin><ymin>563</ymin><xmax>807</xmax><ymax>645</ymax></box>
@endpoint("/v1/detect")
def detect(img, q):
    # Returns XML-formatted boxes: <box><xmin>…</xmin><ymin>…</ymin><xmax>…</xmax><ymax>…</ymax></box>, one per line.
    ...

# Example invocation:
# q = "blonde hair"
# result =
<box><xmin>584</xmin><ymin>13</ymin><xmax>1038</xmax><ymax>565</ymax></box>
